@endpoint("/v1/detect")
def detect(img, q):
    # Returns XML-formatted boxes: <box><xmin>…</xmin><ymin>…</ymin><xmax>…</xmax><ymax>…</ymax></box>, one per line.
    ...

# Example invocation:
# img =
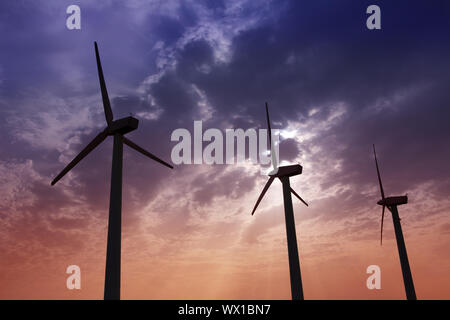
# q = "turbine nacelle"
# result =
<box><xmin>106</xmin><ymin>116</ymin><xmax>139</xmax><ymax>135</ymax></box>
<box><xmin>269</xmin><ymin>164</ymin><xmax>303</xmax><ymax>178</ymax></box>
<box><xmin>377</xmin><ymin>195</ymin><xmax>408</xmax><ymax>207</ymax></box>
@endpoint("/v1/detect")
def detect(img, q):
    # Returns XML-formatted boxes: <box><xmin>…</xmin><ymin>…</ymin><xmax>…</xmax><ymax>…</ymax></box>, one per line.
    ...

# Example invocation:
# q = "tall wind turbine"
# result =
<box><xmin>373</xmin><ymin>144</ymin><xmax>416</xmax><ymax>300</ymax></box>
<box><xmin>251</xmin><ymin>102</ymin><xmax>309</xmax><ymax>300</ymax></box>
<box><xmin>51</xmin><ymin>42</ymin><xmax>173</xmax><ymax>300</ymax></box>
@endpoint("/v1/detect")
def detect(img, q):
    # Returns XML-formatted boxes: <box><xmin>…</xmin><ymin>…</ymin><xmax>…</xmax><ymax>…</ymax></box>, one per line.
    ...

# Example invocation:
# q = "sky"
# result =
<box><xmin>1</xmin><ymin>0</ymin><xmax>450</xmax><ymax>300</ymax></box>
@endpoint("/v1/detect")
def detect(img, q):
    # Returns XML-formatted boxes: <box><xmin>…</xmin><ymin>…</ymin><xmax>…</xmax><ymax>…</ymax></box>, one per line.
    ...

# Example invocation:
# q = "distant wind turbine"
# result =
<box><xmin>373</xmin><ymin>144</ymin><xmax>416</xmax><ymax>300</ymax></box>
<box><xmin>51</xmin><ymin>42</ymin><xmax>173</xmax><ymax>300</ymax></box>
<box><xmin>251</xmin><ymin>102</ymin><xmax>309</xmax><ymax>300</ymax></box>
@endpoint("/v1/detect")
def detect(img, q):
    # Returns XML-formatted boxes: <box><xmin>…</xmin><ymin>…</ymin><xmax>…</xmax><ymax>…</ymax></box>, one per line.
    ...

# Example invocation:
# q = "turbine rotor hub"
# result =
<box><xmin>377</xmin><ymin>196</ymin><xmax>408</xmax><ymax>207</ymax></box>
<box><xmin>107</xmin><ymin>116</ymin><xmax>139</xmax><ymax>135</ymax></box>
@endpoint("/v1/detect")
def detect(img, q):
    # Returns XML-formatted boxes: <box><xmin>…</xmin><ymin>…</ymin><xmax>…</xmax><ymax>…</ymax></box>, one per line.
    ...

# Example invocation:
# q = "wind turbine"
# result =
<box><xmin>51</xmin><ymin>42</ymin><xmax>173</xmax><ymax>300</ymax></box>
<box><xmin>373</xmin><ymin>144</ymin><xmax>416</xmax><ymax>300</ymax></box>
<box><xmin>251</xmin><ymin>102</ymin><xmax>309</xmax><ymax>300</ymax></box>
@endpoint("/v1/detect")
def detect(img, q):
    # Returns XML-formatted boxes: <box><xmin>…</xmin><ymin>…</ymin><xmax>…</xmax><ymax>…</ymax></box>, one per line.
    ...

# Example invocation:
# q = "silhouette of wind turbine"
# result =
<box><xmin>51</xmin><ymin>42</ymin><xmax>173</xmax><ymax>300</ymax></box>
<box><xmin>373</xmin><ymin>144</ymin><xmax>416</xmax><ymax>300</ymax></box>
<box><xmin>251</xmin><ymin>102</ymin><xmax>308</xmax><ymax>300</ymax></box>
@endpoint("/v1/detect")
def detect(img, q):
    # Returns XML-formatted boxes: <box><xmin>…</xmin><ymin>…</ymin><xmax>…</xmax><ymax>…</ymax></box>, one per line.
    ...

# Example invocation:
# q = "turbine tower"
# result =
<box><xmin>51</xmin><ymin>42</ymin><xmax>173</xmax><ymax>300</ymax></box>
<box><xmin>373</xmin><ymin>144</ymin><xmax>416</xmax><ymax>300</ymax></box>
<box><xmin>251</xmin><ymin>103</ymin><xmax>309</xmax><ymax>300</ymax></box>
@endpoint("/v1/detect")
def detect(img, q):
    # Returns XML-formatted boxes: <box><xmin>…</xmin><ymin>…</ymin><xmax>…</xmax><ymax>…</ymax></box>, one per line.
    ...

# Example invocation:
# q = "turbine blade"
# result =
<box><xmin>251</xmin><ymin>176</ymin><xmax>275</xmax><ymax>215</ymax></box>
<box><xmin>373</xmin><ymin>144</ymin><xmax>385</xmax><ymax>200</ymax></box>
<box><xmin>265</xmin><ymin>102</ymin><xmax>278</xmax><ymax>170</ymax></box>
<box><xmin>265</xmin><ymin>102</ymin><xmax>272</xmax><ymax>150</ymax></box>
<box><xmin>380</xmin><ymin>205</ymin><xmax>385</xmax><ymax>246</ymax></box>
<box><xmin>123</xmin><ymin>137</ymin><xmax>173</xmax><ymax>169</ymax></box>
<box><xmin>51</xmin><ymin>130</ymin><xmax>108</xmax><ymax>185</ymax></box>
<box><xmin>94</xmin><ymin>42</ymin><xmax>114</xmax><ymax>125</ymax></box>
<box><xmin>290</xmin><ymin>187</ymin><xmax>309</xmax><ymax>207</ymax></box>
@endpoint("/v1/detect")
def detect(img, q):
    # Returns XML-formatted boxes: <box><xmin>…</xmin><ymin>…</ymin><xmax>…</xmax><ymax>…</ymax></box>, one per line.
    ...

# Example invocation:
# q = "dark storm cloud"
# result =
<box><xmin>316</xmin><ymin>80</ymin><xmax>450</xmax><ymax>195</ymax></box>
<box><xmin>175</xmin><ymin>0</ymin><xmax>450</xmax><ymax>123</ymax></box>
<box><xmin>191</xmin><ymin>168</ymin><xmax>258</xmax><ymax>205</ymax></box>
